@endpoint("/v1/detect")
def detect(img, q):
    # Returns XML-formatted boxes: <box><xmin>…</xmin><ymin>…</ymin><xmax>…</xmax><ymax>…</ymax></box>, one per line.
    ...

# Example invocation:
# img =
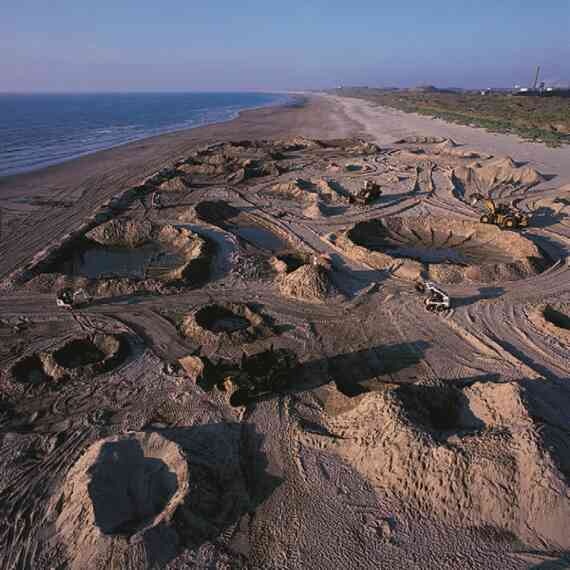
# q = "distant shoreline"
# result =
<box><xmin>0</xmin><ymin>92</ymin><xmax>297</xmax><ymax>179</ymax></box>
<box><xmin>0</xmin><ymin>94</ymin><xmax>361</xmax><ymax>279</ymax></box>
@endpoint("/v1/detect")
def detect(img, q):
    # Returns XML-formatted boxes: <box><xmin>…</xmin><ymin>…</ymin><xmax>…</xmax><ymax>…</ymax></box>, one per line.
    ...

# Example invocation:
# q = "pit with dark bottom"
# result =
<box><xmin>343</xmin><ymin>216</ymin><xmax>548</xmax><ymax>283</ymax></box>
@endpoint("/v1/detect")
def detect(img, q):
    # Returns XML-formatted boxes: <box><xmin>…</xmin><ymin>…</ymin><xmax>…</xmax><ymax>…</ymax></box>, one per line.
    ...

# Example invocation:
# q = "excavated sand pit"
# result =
<box><xmin>10</xmin><ymin>334</ymin><xmax>130</xmax><ymax>386</ymax></box>
<box><xmin>36</xmin><ymin>219</ymin><xmax>215</xmax><ymax>293</ymax></box>
<box><xmin>182</xmin><ymin>303</ymin><xmax>273</xmax><ymax>343</ymax></box>
<box><xmin>340</xmin><ymin>216</ymin><xmax>549</xmax><ymax>283</ymax></box>
<box><xmin>194</xmin><ymin>200</ymin><xmax>239</xmax><ymax>224</ymax></box>
<box><xmin>52</xmin><ymin>334</ymin><xmax>129</xmax><ymax>376</ymax></box>
<box><xmin>11</xmin><ymin>354</ymin><xmax>51</xmax><ymax>385</ymax></box>
<box><xmin>53</xmin><ymin>432</ymin><xmax>188</xmax><ymax>567</ymax></box>
<box><xmin>394</xmin><ymin>384</ymin><xmax>467</xmax><ymax>432</ymax></box>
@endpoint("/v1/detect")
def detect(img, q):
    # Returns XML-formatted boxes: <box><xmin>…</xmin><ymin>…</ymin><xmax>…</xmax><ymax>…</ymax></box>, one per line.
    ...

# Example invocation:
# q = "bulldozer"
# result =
<box><xmin>479</xmin><ymin>198</ymin><xmax>530</xmax><ymax>230</ymax></box>
<box><xmin>353</xmin><ymin>180</ymin><xmax>383</xmax><ymax>205</ymax></box>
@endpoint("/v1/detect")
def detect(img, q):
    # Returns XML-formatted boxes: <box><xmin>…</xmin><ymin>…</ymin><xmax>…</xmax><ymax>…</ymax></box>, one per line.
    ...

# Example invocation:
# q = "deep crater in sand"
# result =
<box><xmin>52</xmin><ymin>239</ymin><xmax>184</xmax><ymax>280</ymax></box>
<box><xmin>55</xmin><ymin>432</ymin><xmax>188</xmax><ymax>549</ymax></box>
<box><xmin>343</xmin><ymin>216</ymin><xmax>548</xmax><ymax>283</ymax></box>
<box><xmin>11</xmin><ymin>334</ymin><xmax>130</xmax><ymax>385</ymax></box>
<box><xmin>195</xmin><ymin>304</ymin><xmax>251</xmax><ymax>334</ymax></box>
<box><xmin>11</xmin><ymin>355</ymin><xmax>50</xmax><ymax>385</ymax></box>
<box><xmin>38</xmin><ymin>219</ymin><xmax>213</xmax><ymax>289</ymax></box>
<box><xmin>52</xmin><ymin>335</ymin><xmax>128</xmax><ymax>371</ymax></box>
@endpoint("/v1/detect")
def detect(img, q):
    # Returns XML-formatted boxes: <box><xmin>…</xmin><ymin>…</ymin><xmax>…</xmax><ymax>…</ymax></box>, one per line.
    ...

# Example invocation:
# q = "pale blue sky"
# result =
<box><xmin>1</xmin><ymin>0</ymin><xmax>569</xmax><ymax>92</ymax></box>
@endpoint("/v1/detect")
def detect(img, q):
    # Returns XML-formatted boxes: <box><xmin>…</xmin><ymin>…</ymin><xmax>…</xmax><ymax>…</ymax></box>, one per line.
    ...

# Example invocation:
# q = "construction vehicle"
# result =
<box><xmin>223</xmin><ymin>346</ymin><xmax>298</xmax><ymax>406</ymax></box>
<box><xmin>353</xmin><ymin>180</ymin><xmax>383</xmax><ymax>205</ymax></box>
<box><xmin>151</xmin><ymin>191</ymin><xmax>163</xmax><ymax>210</ymax></box>
<box><xmin>56</xmin><ymin>288</ymin><xmax>91</xmax><ymax>310</ymax></box>
<box><xmin>479</xmin><ymin>198</ymin><xmax>529</xmax><ymax>229</ymax></box>
<box><xmin>415</xmin><ymin>281</ymin><xmax>451</xmax><ymax>312</ymax></box>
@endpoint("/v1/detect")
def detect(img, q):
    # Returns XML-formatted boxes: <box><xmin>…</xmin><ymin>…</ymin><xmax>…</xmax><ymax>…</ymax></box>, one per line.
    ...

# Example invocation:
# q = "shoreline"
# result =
<box><xmin>0</xmin><ymin>93</ymin><xmax>361</xmax><ymax>278</ymax></box>
<box><xmin>0</xmin><ymin>93</ymin><xmax>298</xmax><ymax>180</ymax></box>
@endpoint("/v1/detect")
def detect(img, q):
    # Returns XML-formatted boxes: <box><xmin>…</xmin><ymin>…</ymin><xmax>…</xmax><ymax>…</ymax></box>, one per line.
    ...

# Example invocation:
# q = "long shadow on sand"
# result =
<box><xmin>138</xmin><ymin>422</ymin><xmax>281</xmax><ymax>566</ymax></box>
<box><xmin>294</xmin><ymin>341</ymin><xmax>431</xmax><ymax>397</ymax></box>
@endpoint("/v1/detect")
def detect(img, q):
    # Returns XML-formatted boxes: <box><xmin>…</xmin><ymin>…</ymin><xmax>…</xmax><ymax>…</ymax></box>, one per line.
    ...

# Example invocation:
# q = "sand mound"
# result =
<box><xmin>87</xmin><ymin>219</ymin><xmax>153</xmax><ymax>248</ymax></box>
<box><xmin>269</xmin><ymin>179</ymin><xmax>314</xmax><ymax>202</ymax></box>
<box><xmin>270</xmin><ymin>252</ymin><xmax>312</xmax><ymax>274</ymax></box>
<box><xmin>182</xmin><ymin>303</ymin><xmax>272</xmax><ymax>344</ymax></box>
<box><xmin>338</xmin><ymin>216</ymin><xmax>547</xmax><ymax>284</ymax></box>
<box><xmin>300</xmin><ymin>381</ymin><xmax>570</xmax><ymax>549</ymax></box>
<box><xmin>84</xmin><ymin>220</ymin><xmax>213</xmax><ymax>286</ymax></box>
<box><xmin>314</xmin><ymin>178</ymin><xmax>351</xmax><ymax>204</ymax></box>
<box><xmin>279</xmin><ymin>259</ymin><xmax>336</xmax><ymax>302</ymax></box>
<box><xmin>395</xmin><ymin>136</ymin><xmax>447</xmax><ymax>145</ymax></box>
<box><xmin>276</xmin><ymin>136</ymin><xmax>325</xmax><ymax>151</ymax></box>
<box><xmin>433</xmin><ymin>139</ymin><xmax>486</xmax><ymax>159</ymax></box>
<box><xmin>159</xmin><ymin>174</ymin><xmax>192</xmax><ymax>192</ymax></box>
<box><xmin>53</xmin><ymin>432</ymin><xmax>188</xmax><ymax>568</ymax></box>
<box><xmin>303</xmin><ymin>195</ymin><xmax>329</xmax><ymax>219</ymax></box>
<box><xmin>453</xmin><ymin>157</ymin><xmax>545</xmax><ymax>196</ymax></box>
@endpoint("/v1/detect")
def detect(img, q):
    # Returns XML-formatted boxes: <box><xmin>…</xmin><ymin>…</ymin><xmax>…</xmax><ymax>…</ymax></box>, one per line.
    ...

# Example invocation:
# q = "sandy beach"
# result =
<box><xmin>1</xmin><ymin>92</ymin><xmax>570</xmax><ymax>569</ymax></box>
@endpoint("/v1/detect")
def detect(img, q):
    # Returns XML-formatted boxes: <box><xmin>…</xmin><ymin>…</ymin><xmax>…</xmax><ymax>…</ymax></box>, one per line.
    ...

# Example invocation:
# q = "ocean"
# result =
<box><xmin>0</xmin><ymin>92</ymin><xmax>291</xmax><ymax>177</ymax></box>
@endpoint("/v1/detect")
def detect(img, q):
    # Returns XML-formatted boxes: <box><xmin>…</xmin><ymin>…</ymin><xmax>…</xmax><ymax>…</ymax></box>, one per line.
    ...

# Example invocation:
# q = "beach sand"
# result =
<box><xmin>1</xmin><ymin>93</ymin><xmax>570</xmax><ymax>570</ymax></box>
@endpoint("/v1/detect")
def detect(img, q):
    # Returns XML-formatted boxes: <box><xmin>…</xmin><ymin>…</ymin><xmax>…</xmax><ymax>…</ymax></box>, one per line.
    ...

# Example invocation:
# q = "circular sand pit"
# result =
<box><xmin>270</xmin><ymin>252</ymin><xmax>312</xmax><ymax>274</ymax></box>
<box><xmin>57</xmin><ymin>219</ymin><xmax>215</xmax><ymax>288</ymax></box>
<box><xmin>54</xmin><ymin>432</ymin><xmax>188</xmax><ymax>565</ymax></box>
<box><xmin>195</xmin><ymin>200</ymin><xmax>239</xmax><ymax>224</ymax></box>
<box><xmin>182</xmin><ymin>303</ymin><xmax>271</xmax><ymax>343</ymax></box>
<box><xmin>394</xmin><ymin>384</ymin><xmax>467</xmax><ymax>433</ymax></box>
<box><xmin>51</xmin><ymin>334</ymin><xmax>129</xmax><ymax>377</ymax></box>
<box><xmin>342</xmin><ymin>216</ymin><xmax>548</xmax><ymax>283</ymax></box>
<box><xmin>195</xmin><ymin>305</ymin><xmax>250</xmax><ymax>333</ymax></box>
<box><xmin>11</xmin><ymin>354</ymin><xmax>50</xmax><ymax>385</ymax></box>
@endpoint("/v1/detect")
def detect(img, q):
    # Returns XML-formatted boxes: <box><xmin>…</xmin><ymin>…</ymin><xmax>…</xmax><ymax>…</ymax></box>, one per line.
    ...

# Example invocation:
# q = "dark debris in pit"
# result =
<box><xmin>394</xmin><ymin>383</ymin><xmax>484</xmax><ymax>437</ymax></box>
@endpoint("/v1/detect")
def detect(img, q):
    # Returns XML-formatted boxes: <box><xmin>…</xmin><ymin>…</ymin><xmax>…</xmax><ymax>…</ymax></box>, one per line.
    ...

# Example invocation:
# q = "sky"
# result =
<box><xmin>1</xmin><ymin>0</ymin><xmax>569</xmax><ymax>92</ymax></box>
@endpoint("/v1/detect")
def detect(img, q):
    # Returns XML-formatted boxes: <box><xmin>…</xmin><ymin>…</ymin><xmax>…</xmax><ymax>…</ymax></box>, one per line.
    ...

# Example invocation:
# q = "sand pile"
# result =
<box><xmin>277</xmin><ymin>256</ymin><xmax>337</xmax><ymax>302</ymax></box>
<box><xmin>395</xmin><ymin>136</ymin><xmax>447</xmax><ymax>145</ymax></box>
<box><xmin>10</xmin><ymin>334</ymin><xmax>129</xmax><ymax>385</ymax></box>
<box><xmin>181</xmin><ymin>302</ymin><xmax>273</xmax><ymax>344</ymax></box>
<box><xmin>52</xmin><ymin>432</ymin><xmax>188</xmax><ymax>569</ymax></box>
<box><xmin>337</xmin><ymin>216</ymin><xmax>547</xmax><ymax>283</ymax></box>
<box><xmin>314</xmin><ymin>178</ymin><xmax>351</xmax><ymax>204</ymax></box>
<box><xmin>158</xmin><ymin>173</ymin><xmax>192</xmax><ymax>192</ymax></box>
<box><xmin>453</xmin><ymin>157</ymin><xmax>545</xmax><ymax>196</ymax></box>
<box><xmin>88</xmin><ymin>219</ymin><xmax>213</xmax><ymax>286</ymax></box>
<box><xmin>175</xmin><ymin>142</ymin><xmax>284</xmax><ymax>184</ymax></box>
<box><xmin>303</xmin><ymin>194</ymin><xmax>330</xmax><ymax>219</ymax></box>
<box><xmin>28</xmin><ymin>218</ymin><xmax>215</xmax><ymax>297</ymax></box>
<box><xmin>300</xmin><ymin>380</ymin><xmax>570</xmax><ymax>550</ymax></box>
<box><xmin>269</xmin><ymin>179</ymin><xmax>314</xmax><ymax>202</ymax></box>
<box><xmin>276</xmin><ymin>136</ymin><xmax>326</xmax><ymax>151</ymax></box>
<box><xmin>433</xmin><ymin>139</ymin><xmax>486</xmax><ymax>159</ymax></box>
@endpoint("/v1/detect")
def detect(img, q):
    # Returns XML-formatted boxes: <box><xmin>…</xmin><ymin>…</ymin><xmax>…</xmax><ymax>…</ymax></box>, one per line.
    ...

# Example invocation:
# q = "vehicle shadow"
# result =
<box><xmin>454</xmin><ymin>286</ymin><xmax>505</xmax><ymax>308</ymax></box>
